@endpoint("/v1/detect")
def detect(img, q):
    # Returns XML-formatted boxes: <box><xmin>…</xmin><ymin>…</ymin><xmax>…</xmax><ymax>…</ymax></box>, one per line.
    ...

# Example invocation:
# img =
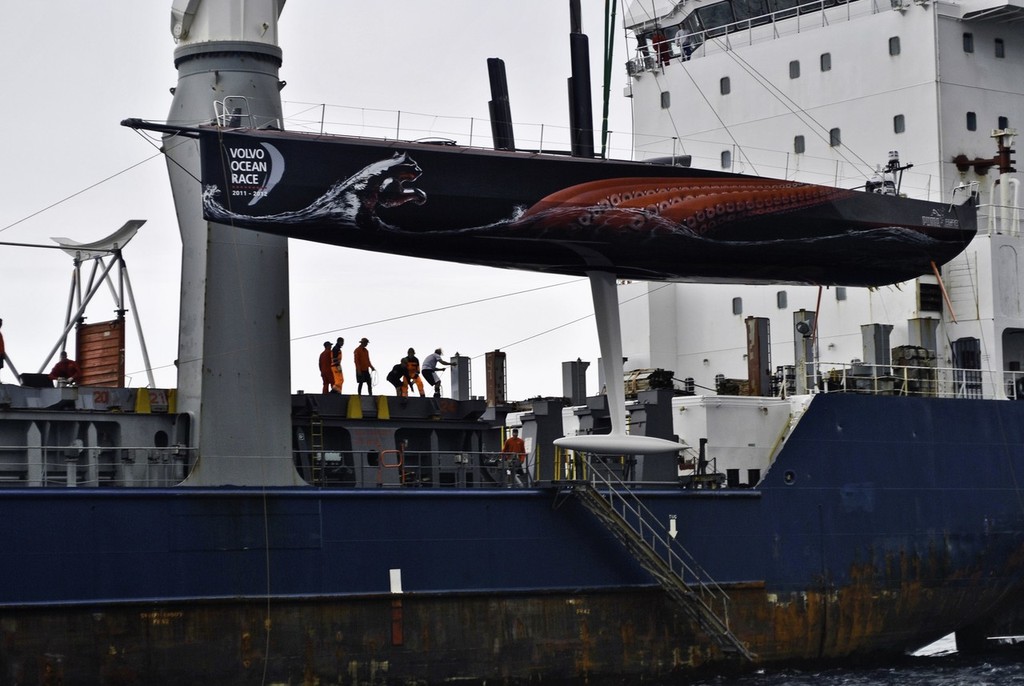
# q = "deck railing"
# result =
<box><xmin>278</xmin><ymin>100</ymin><xmax>630</xmax><ymax>160</ymax></box>
<box><xmin>0</xmin><ymin>445</ymin><xmax>531</xmax><ymax>490</ymax></box>
<box><xmin>1</xmin><ymin>360</ymin><xmax>1020</xmax><ymax>490</ymax></box>
<box><xmin>295</xmin><ymin>448</ymin><xmax>529</xmax><ymax>489</ymax></box>
<box><xmin>787</xmin><ymin>360</ymin><xmax>1023</xmax><ymax>401</ymax></box>
<box><xmin>0</xmin><ymin>445</ymin><xmax>194</xmax><ymax>488</ymax></box>
<box><xmin>628</xmin><ymin>0</ymin><xmax>882</xmax><ymax>74</ymax></box>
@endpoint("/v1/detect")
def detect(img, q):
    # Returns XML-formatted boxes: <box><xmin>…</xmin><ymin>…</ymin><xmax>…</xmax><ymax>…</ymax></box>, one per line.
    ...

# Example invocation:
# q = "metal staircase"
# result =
<box><xmin>568</xmin><ymin>464</ymin><xmax>754</xmax><ymax>661</ymax></box>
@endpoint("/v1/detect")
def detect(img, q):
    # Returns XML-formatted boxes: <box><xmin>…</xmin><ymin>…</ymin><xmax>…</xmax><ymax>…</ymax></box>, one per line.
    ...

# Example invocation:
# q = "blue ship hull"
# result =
<box><xmin>2</xmin><ymin>394</ymin><xmax>1023</xmax><ymax>683</ymax></box>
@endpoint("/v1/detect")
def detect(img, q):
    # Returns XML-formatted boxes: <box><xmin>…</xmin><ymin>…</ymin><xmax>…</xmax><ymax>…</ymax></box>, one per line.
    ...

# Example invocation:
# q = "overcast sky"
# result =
<box><xmin>0</xmin><ymin>2</ymin><xmax>636</xmax><ymax>400</ymax></box>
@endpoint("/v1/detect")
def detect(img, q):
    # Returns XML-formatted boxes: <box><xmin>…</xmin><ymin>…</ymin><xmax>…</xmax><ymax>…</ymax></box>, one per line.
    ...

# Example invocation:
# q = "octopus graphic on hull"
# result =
<box><xmin>200</xmin><ymin>131</ymin><xmax>976</xmax><ymax>287</ymax></box>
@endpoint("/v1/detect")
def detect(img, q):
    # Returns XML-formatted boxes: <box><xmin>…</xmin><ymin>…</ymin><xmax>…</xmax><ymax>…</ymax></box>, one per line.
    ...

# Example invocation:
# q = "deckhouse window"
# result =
<box><xmin>789</xmin><ymin>60</ymin><xmax>801</xmax><ymax>78</ymax></box>
<box><xmin>720</xmin><ymin>76</ymin><xmax>731</xmax><ymax>95</ymax></box>
<box><xmin>794</xmin><ymin>135</ymin><xmax>806</xmax><ymax>154</ymax></box>
<box><xmin>733</xmin><ymin>0</ymin><xmax>770</xmax><ymax>22</ymax></box>
<box><xmin>893</xmin><ymin>114</ymin><xmax>905</xmax><ymax>134</ymax></box>
<box><xmin>963</xmin><ymin>32</ymin><xmax>974</xmax><ymax>53</ymax></box>
<box><xmin>995</xmin><ymin>38</ymin><xmax>1005</xmax><ymax>58</ymax></box>
<box><xmin>835</xmin><ymin>287</ymin><xmax>847</xmax><ymax>301</ymax></box>
<box><xmin>888</xmin><ymin>36</ymin><xmax>901</xmax><ymax>56</ymax></box>
<box><xmin>721</xmin><ymin>150</ymin><xmax>733</xmax><ymax>168</ymax></box>
<box><xmin>967</xmin><ymin>111</ymin><xmax>977</xmax><ymax>131</ymax></box>
<box><xmin>661</xmin><ymin>91</ymin><xmax>671</xmax><ymax>109</ymax></box>
<box><xmin>820</xmin><ymin>52</ymin><xmax>832</xmax><ymax>71</ymax></box>
<box><xmin>829</xmin><ymin>128</ymin><xmax>841</xmax><ymax>147</ymax></box>
<box><xmin>732</xmin><ymin>297</ymin><xmax>743</xmax><ymax>315</ymax></box>
<box><xmin>777</xmin><ymin>291</ymin><xmax>788</xmax><ymax>309</ymax></box>
<box><xmin>696</xmin><ymin>2</ymin><xmax>734</xmax><ymax>36</ymax></box>
<box><xmin>682</xmin><ymin>13</ymin><xmax>702</xmax><ymax>36</ymax></box>
<box><xmin>999</xmin><ymin>116</ymin><xmax>1009</xmax><ymax>129</ymax></box>
<box><xmin>768</xmin><ymin>0</ymin><xmax>801</xmax><ymax>18</ymax></box>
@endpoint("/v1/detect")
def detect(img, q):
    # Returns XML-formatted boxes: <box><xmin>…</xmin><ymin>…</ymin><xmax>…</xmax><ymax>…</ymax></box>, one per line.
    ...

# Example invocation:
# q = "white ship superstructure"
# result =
<box><xmin>620</xmin><ymin>0</ymin><xmax>1024</xmax><ymax>399</ymax></box>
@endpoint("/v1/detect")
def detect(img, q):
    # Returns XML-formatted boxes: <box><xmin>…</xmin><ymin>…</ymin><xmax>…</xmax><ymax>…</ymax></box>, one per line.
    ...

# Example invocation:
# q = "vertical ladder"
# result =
<box><xmin>567</xmin><ymin>468</ymin><xmax>754</xmax><ymax>661</ymax></box>
<box><xmin>309</xmin><ymin>414</ymin><xmax>324</xmax><ymax>485</ymax></box>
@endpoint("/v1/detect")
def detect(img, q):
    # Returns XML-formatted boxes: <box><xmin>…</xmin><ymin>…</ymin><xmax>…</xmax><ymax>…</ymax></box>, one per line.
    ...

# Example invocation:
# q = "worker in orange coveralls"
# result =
<box><xmin>501</xmin><ymin>427</ymin><xmax>528</xmax><ymax>485</ymax></box>
<box><xmin>502</xmin><ymin>428</ymin><xmax>526</xmax><ymax>466</ymax></box>
<box><xmin>353</xmin><ymin>337</ymin><xmax>376</xmax><ymax>395</ymax></box>
<box><xmin>401</xmin><ymin>348</ymin><xmax>424</xmax><ymax>397</ymax></box>
<box><xmin>331</xmin><ymin>337</ymin><xmax>345</xmax><ymax>393</ymax></box>
<box><xmin>48</xmin><ymin>351</ymin><xmax>82</xmax><ymax>385</ymax></box>
<box><xmin>319</xmin><ymin>341</ymin><xmax>334</xmax><ymax>393</ymax></box>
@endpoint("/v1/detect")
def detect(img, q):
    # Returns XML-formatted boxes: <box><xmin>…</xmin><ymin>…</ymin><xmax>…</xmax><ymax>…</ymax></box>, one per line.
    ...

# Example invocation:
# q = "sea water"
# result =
<box><xmin>690</xmin><ymin>635</ymin><xmax>1024</xmax><ymax>685</ymax></box>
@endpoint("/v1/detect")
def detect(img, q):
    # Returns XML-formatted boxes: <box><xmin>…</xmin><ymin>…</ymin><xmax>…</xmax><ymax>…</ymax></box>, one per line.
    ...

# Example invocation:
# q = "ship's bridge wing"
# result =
<box><xmin>961</xmin><ymin>0</ymin><xmax>1024</xmax><ymax>21</ymax></box>
<box><xmin>624</xmin><ymin>0</ymin><xmax>682</xmax><ymax>30</ymax></box>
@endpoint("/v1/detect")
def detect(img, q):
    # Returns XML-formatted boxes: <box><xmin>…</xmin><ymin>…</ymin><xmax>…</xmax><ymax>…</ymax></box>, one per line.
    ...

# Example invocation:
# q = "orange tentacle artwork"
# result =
<box><xmin>521</xmin><ymin>178</ymin><xmax>855</xmax><ymax>235</ymax></box>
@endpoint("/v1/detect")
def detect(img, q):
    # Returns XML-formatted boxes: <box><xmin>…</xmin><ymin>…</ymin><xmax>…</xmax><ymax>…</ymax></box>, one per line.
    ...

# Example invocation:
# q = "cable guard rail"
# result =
<box><xmin>296</xmin><ymin>448</ymin><xmax>531</xmax><ymax>489</ymax></box>
<box><xmin>628</xmin><ymin>0</ymin><xmax>882</xmax><ymax>73</ymax></box>
<box><xmin>782</xmin><ymin>359</ymin><xmax>1024</xmax><ymax>400</ymax></box>
<box><xmin>564</xmin><ymin>457</ymin><xmax>754</xmax><ymax>661</ymax></box>
<box><xmin>0</xmin><ymin>444</ymin><xmax>195</xmax><ymax>488</ymax></box>
<box><xmin>0</xmin><ymin>443</ymin><xmax>532</xmax><ymax>490</ymax></box>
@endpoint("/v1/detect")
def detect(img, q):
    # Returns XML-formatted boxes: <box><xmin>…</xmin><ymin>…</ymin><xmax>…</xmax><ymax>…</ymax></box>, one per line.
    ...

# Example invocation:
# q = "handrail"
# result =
<box><xmin>0</xmin><ymin>444</ymin><xmax>545</xmax><ymax>490</ymax></box>
<box><xmin>629</xmin><ymin>0</ymin><xmax>876</xmax><ymax>72</ymax></box>
<box><xmin>788</xmin><ymin>360</ymin><xmax>1022</xmax><ymax>400</ymax></box>
<box><xmin>280</xmin><ymin>100</ymin><xmax>605</xmax><ymax>158</ymax></box>
<box><xmin>584</xmin><ymin>461</ymin><xmax>732</xmax><ymax>603</ymax></box>
<box><xmin>573</xmin><ymin>459</ymin><xmax>753</xmax><ymax>659</ymax></box>
<box><xmin>377</xmin><ymin>448</ymin><xmax>404</xmax><ymax>488</ymax></box>
<box><xmin>0</xmin><ymin>444</ymin><xmax>195</xmax><ymax>488</ymax></box>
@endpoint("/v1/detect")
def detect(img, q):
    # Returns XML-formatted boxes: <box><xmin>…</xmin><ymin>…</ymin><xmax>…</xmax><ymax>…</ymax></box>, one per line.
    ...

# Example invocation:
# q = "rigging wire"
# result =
<box><xmin>124</xmin><ymin>278</ymin><xmax>602</xmax><ymax>379</ymax></box>
<box><xmin>706</xmin><ymin>35</ymin><xmax>877</xmax><ymax>175</ymax></box>
<box><xmin>486</xmin><ymin>281</ymin><xmax>674</xmax><ymax>360</ymax></box>
<box><xmin>0</xmin><ymin>152</ymin><xmax>163</xmax><ymax>235</ymax></box>
<box><xmin>294</xmin><ymin>279</ymin><xmax>589</xmax><ymax>343</ymax></box>
<box><xmin>133</xmin><ymin>128</ymin><xmax>202</xmax><ymax>184</ymax></box>
<box><xmin>0</xmin><ymin>128</ymin><xmax>198</xmax><ymax>237</ymax></box>
<box><xmin>672</xmin><ymin>62</ymin><xmax>760</xmax><ymax>174</ymax></box>
<box><xmin>619</xmin><ymin>11</ymin><xmax>888</xmax><ymax>178</ymax></box>
<box><xmin>125</xmin><ymin>279</ymin><xmax>678</xmax><ymax>382</ymax></box>
<box><xmin>640</xmin><ymin>67</ymin><xmax>689</xmax><ymax>157</ymax></box>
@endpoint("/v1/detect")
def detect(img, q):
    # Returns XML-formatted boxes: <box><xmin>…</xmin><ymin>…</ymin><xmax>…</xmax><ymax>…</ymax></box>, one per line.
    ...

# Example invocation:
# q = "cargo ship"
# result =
<box><xmin>1</xmin><ymin>0</ymin><xmax>1024</xmax><ymax>683</ymax></box>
